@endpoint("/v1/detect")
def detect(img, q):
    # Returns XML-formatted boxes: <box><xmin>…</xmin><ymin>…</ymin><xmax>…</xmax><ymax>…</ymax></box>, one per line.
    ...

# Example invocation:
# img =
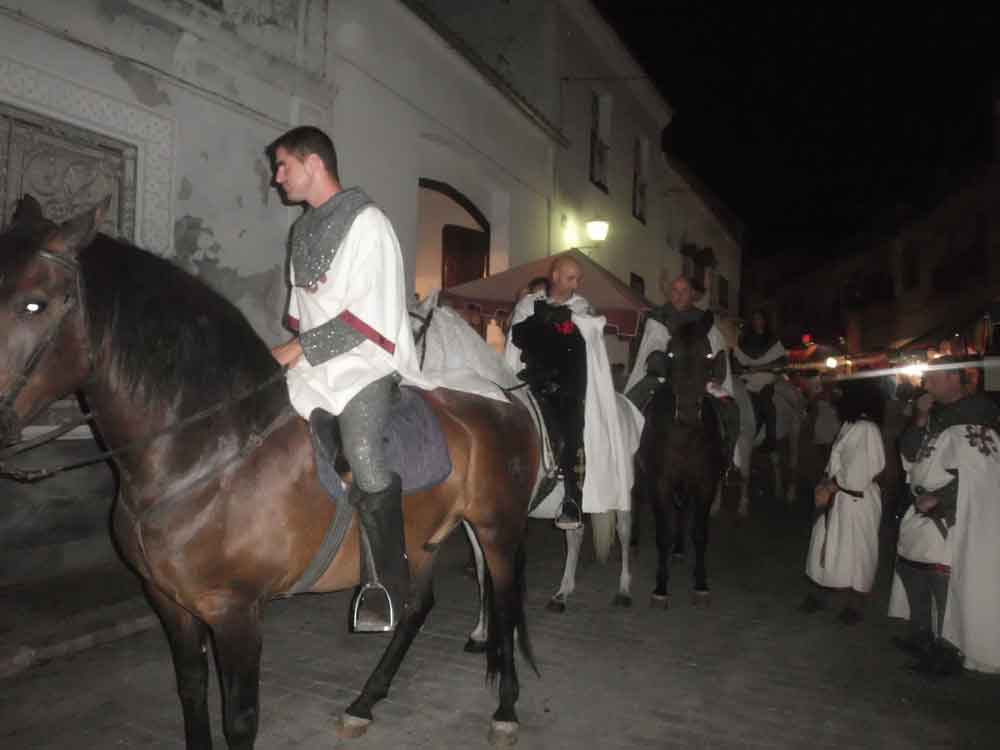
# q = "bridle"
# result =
<box><xmin>0</xmin><ymin>248</ymin><xmax>289</xmax><ymax>482</ymax></box>
<box><xmin>0</xmin><ymin>250</ymin><xmax>87</xmax><ymax>418</ymax></box>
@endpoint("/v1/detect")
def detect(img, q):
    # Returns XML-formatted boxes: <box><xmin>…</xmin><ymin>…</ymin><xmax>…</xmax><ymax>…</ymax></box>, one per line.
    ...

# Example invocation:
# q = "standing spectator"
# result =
<box><xmin>889</xmin><ymin>356</ymin><xmax>1000</xmax><ymax>675</ymax></box>
<box><xmin>801</xmin><ymin>379</ymin><xmax>885</xmax><ymax>624</ymax></box>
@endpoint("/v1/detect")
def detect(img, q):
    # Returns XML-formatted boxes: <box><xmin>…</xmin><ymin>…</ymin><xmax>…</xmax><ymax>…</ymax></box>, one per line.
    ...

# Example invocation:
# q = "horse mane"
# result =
<box><xmin>79</xmin><ymin>235</ymin><xmax>281</xmax><ymax>407</ymax></box>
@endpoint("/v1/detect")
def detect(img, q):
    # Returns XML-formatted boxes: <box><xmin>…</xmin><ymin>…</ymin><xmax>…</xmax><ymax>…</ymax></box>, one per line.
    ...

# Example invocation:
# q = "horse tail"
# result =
<box><xmin>591</xmin><ymin>510</ymin><xmax>615</xmax><ymax>564</ymax></box>
<box><xmin>484</xmin><ymin>541</ymin><xmax>539</xmax><ymax>683</ymax></box>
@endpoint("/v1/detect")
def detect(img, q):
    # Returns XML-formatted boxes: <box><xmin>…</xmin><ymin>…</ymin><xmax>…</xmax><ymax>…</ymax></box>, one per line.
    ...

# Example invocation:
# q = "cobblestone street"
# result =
<box><xmin>2</xmin><ymin>493</ymin><xmax>998</xmax><ymax>749</ymax></box>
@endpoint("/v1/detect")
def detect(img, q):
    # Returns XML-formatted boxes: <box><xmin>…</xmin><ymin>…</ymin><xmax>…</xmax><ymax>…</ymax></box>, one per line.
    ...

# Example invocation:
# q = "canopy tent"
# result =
<box><xmin>438</xmin><ymin>249</ymin><xmax>653</xmax><ymax>337</ymax></box>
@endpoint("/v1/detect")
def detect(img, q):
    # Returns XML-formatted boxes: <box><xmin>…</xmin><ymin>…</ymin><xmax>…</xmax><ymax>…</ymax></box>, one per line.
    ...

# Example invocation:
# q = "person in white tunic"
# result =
<box><xmin>268</xmin><ymin>126</ymin><xmax>422</xmax><ymax>633</ymax></box>
<box><xmin>733</xmin><ymin>310</ymin><xmax>787</xmax><ymax>452</ymax></box>
<box><xmin>889</xmin><ymin>357</ymin><xmax>1000</xmax><ymax>675</ymax></box>
<box><xmin>802</xmin><ymin>379</ymin><xmax>885</xmax><ymax>624</ymax></box>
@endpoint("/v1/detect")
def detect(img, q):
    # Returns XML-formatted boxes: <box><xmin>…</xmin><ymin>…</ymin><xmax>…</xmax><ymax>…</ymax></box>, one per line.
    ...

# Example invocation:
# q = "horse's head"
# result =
<box><xmin>0</xmin><ymin>195</ymin><xmax>107</xmax><ymax>445</ymax></box>
<box><xmin>665</xmin><ymin>311</ymin><xmax>726</xmax><ymax>424</ymax></box>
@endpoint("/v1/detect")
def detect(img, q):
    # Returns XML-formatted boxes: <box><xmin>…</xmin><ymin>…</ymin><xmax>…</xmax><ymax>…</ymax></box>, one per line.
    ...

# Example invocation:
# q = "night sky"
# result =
<box><xmin>593</xmin><ymin>3</ymin><xmax>1000</xmax><ymax>261</ymax></box>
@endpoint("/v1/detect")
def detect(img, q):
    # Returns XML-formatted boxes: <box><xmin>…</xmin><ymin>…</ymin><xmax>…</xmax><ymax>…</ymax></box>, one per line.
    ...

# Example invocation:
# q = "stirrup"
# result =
<box><xmin>351</xmin><ymin>582</ymin><xmax>397</xmax><ymax>634</ymax></box>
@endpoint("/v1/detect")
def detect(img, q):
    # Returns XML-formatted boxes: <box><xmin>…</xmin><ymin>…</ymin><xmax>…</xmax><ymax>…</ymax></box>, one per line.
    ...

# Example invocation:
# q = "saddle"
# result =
<box><xmin>309</xmin><ymin>387</ymin><xmax>453</xmax><ymax>503</ymax></box>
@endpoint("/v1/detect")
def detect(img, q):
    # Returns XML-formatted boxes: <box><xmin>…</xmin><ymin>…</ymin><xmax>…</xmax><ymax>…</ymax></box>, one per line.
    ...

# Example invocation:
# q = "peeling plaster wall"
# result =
<box><xmin>327</xmin><ymin>0</ymin><xmax>555</xmax><ymax>290</ymax></box>
<box><xmin>0</xmin><ymin>0</ymin><xmax>331</xmax><ymax>581</ymax></box>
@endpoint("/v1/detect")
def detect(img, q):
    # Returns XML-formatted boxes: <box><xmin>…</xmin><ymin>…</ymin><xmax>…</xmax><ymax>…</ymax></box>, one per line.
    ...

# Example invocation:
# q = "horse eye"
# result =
<box><xmin>23</xmin><ymin>300</ymin><xmax>46</xmax><ymax>315</ymax></box>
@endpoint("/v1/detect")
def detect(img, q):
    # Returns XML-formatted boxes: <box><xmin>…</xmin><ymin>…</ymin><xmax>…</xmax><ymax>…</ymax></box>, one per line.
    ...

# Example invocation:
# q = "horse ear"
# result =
<box><xmin>12</xmin><ymin>194</ymin><xmax>44</xmax><ymax>226</ymax></box>
<box><xmin>693</xmin><ymin>309</ymin><xmax>714</xmax><ymax>337</ymax></box>
<box><xmin>48</xmin><ymin>195</ymin><xmax>111</xmax><ymax>255</ymax></box>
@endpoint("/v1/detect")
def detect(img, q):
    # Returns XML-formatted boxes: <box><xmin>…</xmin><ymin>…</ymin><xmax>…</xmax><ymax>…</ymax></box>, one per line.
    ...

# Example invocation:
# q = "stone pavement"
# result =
<box><xmin>1</xmin><ymin>493</ymin><xmax>998</xmax><ymax>749</ymax></box>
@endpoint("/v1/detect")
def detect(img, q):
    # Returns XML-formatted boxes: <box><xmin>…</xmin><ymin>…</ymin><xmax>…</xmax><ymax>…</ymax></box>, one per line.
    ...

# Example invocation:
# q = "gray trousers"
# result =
<box><xmin>339</xmin><ymin>374</ymin><xmax>397</xmax><ymax>493</ymax></box>
<box><xmin>896</xmin><ymin>557</ymin><xmax>950</xmax><ymax>636</ymax></box>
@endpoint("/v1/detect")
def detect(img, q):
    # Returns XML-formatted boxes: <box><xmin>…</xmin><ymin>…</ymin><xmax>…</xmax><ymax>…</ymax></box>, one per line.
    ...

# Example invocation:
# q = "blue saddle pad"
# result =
<box><xmin>310</xmin><ymin>387</ymin><xmax>453</xmax><ymax>503</ymax></box>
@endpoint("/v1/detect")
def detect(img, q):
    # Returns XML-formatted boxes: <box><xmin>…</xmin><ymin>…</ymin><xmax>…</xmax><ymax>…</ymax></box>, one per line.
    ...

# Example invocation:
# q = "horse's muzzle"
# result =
<box><xmin>0</xmin><ymin>404</ymin><xmax>23</xmax><ymax>447</ymax></box>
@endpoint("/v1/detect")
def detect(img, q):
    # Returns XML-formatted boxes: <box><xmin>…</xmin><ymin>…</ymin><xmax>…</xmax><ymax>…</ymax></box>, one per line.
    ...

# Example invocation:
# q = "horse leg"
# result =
<box><xmin>770</xmin><ymin>450</ymin><xmax>784</xmax><ymax>501</ymax></box>
<box><xmin>650</xmin><ymin>494</ymin><xmax>672</xmax><ymax>608</ymax></box>
<box><xmin>144</xmin><ymin>584</ymin><xmax>213</xmax><ymax>750</ymax></box>
<box><xmin>208</xmin><ymin>604</ymin><xmax>263</xmax><ymax>750</ymax></box>
<box><xmin>463</xmin><ymin>520</ymin><xmax>489</xmax><ymax>653</ymax></box>
<box><xmin>547</xmin><ymin>524</ymin><xmax>584</xmax><ymax>613</ymax></box>
<box><xmin>671</xmin><ymin>501</ymin><xmax>686</xmax><ymax>562</ymax></box>
<box><xmin>691</xmin><ymin>487</ymin><xmax>712</xmax><ymax>607</ymax></box>
<box><xmin>786</xmin><ymin>420</ymin><xmax>802</xmax><ymax>505</ymax></box>
<box><xmin>612</xmin><ymin>509</ymin><xmax>632</xmax><ymax>607</ymax></box>
<box><xmin>339</xmin><ymin>554</ymin><xmax>438</xmax><ymax>737</ymax></box>
<box><xmin>480</xmin><ymin>536</ymin><xmax>532</xmax><ymax>748</ymax></box>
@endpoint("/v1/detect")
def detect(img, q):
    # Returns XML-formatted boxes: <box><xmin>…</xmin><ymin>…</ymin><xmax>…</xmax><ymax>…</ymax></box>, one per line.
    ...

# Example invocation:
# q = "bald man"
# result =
<box><xmin>504</xmin><ymin>256</ymin><xmax>596</xmax><ymax>530</ymax></box>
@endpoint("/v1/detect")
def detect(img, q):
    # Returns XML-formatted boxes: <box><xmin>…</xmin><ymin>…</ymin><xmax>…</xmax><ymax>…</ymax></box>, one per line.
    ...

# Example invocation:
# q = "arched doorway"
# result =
<box><xmin>415</xmin><ymin>178</ymin><xmax>490</xmax><ymax>300</ymax></box>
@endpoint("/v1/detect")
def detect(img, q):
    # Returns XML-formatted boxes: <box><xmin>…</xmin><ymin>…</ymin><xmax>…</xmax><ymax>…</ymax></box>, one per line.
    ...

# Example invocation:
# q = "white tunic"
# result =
<box><xmin>285</xmin><ymin>207</ymin><xmax>430</xmax><ymax>416</ymax></box>
<box><xmin>733</xmin><ymin>341</ymin><xmax>787</xmax><ymax>392</ymax></box>
<box><xmin>623</xmin><ymin>316</ymin><xmax>734</xmax><ymax>399</ymax></box>
<box><xmin>804</xmin><ymin>420</ymin><xmax>884</xmax><ymax>592</ymax></box>
<box><xmin>888</xmin><ymin>423</ymin><xmax>1000</xmax><ymax>673</ymax></box>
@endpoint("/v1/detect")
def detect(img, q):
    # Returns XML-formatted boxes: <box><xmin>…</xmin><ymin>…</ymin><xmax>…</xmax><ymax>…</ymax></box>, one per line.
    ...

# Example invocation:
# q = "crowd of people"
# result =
<box><xmin>798</xmin><ymin>355</ymin><xmax>1000</xmax><ymax>677</ymax></box>
<box><xmin>266</xmin><ymin>124</ymin><xmax>999</xmax><ymax>675</ymax></box>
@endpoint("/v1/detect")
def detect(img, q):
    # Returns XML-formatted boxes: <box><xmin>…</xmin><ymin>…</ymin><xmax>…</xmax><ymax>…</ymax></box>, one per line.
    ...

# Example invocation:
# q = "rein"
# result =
<box><xmin>0</xmin><ymin>247</ymin><xmax>292</xmax><ymax>482</ymax></box>
<box><xmin>0</xmin><ymin>368</ymin><xmax>289</xmax><ymax>482</ymax></box>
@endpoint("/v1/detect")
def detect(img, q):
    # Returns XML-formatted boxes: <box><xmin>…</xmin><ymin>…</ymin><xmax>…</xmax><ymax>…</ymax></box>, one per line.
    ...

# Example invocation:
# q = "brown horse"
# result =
<box><xmin>633</xmin><ymin>313</ymin><xmax>726</xmax><ymax>607</ymax></box>
<box><xmin>0</xmin><ymin>197</ymin><xmax>538</xmax><ymax>749</ymax></box>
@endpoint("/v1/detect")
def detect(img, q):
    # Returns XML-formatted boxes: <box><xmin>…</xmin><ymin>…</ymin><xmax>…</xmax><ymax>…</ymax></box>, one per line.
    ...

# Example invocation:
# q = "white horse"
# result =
<box><xmin>409</xmin><ymin>296</ymin><xmax>635</xmax><ymax>646</ymax></box>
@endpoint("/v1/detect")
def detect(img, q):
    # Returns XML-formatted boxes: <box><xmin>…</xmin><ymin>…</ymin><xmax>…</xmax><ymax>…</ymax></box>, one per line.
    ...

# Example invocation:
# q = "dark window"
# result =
<box><xmin>589</xmin><ymin>93</ymin><xmax>610</xmax><ymax>192</ymax></box>
<box><xmin>632</xmin><ymin>137</ymin><xmax>648</xmax><ymax>223</ymax></box>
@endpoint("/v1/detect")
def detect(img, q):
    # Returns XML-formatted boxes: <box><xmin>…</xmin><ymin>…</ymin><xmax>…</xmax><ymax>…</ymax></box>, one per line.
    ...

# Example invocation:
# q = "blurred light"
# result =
<box><xmin>801</xmin><ymin>333</ymin><xmax>812</xmax><ymax>344</ymax></box>
<box><xmin>585</xmin><ymin>220</ymin><xmax>610</xmax><ymax>242</ymax></box>
<box><xmin>900</xmin><ymin>363</ymin><xmax>928</xmax><ymax>377</ymax></box>
<box><xmin>825</xmin><ymin>357</ymin><xmax>838</xmax><ymax>369</ymax></box>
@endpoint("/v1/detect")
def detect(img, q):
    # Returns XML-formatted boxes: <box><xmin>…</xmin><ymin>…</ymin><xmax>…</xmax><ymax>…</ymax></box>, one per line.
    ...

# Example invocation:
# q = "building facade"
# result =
<box><xmin>0</xmin><ymin>0</ymin><xmax>741</xmax><ymax>581</ymax></box>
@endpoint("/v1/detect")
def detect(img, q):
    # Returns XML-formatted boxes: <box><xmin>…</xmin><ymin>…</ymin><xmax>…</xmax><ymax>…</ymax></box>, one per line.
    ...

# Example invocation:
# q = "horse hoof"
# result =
<box><xmin>649</xmin><ymin>593</ymin><xmax>669</xmax><ymax>609</ymax></box>
<box><xmin>691</xmin><ymin>590</ymin><xmax>711</xmax><ymax>607</ymax></box>
<box><xmin>489</xmin><ymin>720</ymin><xmax>519</xmax><ymax>747</ymax></box>
<box><xmin>612</xmin><ymin>593</ymin><xmax>632</xmax><ymax>608</ymax></box>
<box><xmin>336</xmin><ymin>713</ymin><xmax>372</xmax><ymax>739</ymax></box>
<box><xmin>464</xmin><ymin>638</ymin><xmax>488</xmax><ymax>653</ymax></box>
<box><xmin>546</xmin><ymin>598</ymin><xmax>566</xmax><ymax>614</ymax></box>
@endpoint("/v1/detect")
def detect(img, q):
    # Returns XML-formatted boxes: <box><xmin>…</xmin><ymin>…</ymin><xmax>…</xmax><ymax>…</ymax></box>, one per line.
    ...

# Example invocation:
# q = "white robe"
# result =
<box><xmin>286</xmin><ymin>207</ymin><xmax>503</xmax><ymax>417</ymax></box>
<box><xmin>733</xmin><ymin>341</ymin><xmax>787</xmax><ymax>392</ymax></box>
<box><xmin>623</xmin><ymin>316</ymin><xmax>734</xmax><ymax>399</ymax></box>
<box><xmin>503</xmin><ymin>291</ymin><xmax>643</xmax><ymax>514</ymax></box>
<box><xmin>804</xmin><ymin>420</ymin><xmax>884</xmax><ymax>592</ymax></box>
<box><xmin>888</xmin><ymin>423</ymin><xmax>1000</xmax><ymax>673</ymax></box>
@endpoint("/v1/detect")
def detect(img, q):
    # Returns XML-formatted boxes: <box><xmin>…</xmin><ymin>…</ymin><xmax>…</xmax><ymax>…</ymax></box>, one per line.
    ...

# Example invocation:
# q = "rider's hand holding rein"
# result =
<box><xmin>272</xmin><ymin>338</ymin><xmax>304</xmax><ymax>368</ymax></box>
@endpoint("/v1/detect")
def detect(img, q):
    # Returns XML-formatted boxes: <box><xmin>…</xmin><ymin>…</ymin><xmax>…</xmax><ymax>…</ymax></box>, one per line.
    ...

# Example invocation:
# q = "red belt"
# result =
<box><xmin>336</xmin><ymin>310</ymin><xmax>396</xmax><ymax>355</ymax></box>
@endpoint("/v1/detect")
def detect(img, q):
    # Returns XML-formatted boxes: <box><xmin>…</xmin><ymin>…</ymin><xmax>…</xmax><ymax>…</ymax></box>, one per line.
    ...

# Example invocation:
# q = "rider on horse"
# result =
<box><xmin>505</xmin><ymin>256</ymin><xmax>595</xmax><ymax>531</ymax></box>
<box><xmin>733</xmin><ymin>310</ymin><xmax>788</xmax><ymax>452</ymax></box>
<box><xmin>624</xmin><ymin>275</ymin><xmax>738</xmax><ymax>460</ymax></box>
<box><xmin>269</xmin><ymin>126</ymin><xmax>422</xmax><ymax>633</ymax></box>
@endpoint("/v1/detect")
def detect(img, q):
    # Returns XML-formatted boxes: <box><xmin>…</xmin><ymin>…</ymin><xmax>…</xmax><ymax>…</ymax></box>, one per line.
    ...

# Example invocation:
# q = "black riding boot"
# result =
<box><xmin>351</xmin><ymin>474</ymin><xmax>409</xmax><ymax>633</ymax></box>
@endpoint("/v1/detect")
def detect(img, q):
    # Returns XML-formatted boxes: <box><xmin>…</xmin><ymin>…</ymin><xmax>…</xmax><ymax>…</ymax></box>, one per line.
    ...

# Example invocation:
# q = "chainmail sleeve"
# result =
<box><xmin>300</xmin><ymin>317</ymin><xmax>367</xmax><ymax>366</ymax></box>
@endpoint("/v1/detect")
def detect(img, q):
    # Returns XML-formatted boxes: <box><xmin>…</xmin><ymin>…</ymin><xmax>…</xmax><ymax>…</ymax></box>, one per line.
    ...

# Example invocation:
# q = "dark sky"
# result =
<box><xmin>593</xmin><ymin>3</ymin><xmax>1000</xmax><ymax>260</ymax></box>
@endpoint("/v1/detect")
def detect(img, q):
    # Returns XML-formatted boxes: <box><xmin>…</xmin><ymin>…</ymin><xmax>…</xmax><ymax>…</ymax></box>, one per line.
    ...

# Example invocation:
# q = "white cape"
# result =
<box><xmin>888</xmin><ymin>423</ymin><xmax>1000</xmax><ymax>673</ymax></box>
<box><xmin>804</xmin><ymin>420</ymin><xmax>884</xmax><ymax>592</ymax></box>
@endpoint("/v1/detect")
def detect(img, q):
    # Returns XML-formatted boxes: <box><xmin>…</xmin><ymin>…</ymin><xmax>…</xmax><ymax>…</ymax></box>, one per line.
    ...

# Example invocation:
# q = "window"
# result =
<box><xmin>589</xmin><ymin>93</ymin><xmax>611</xmax><ymax>192</ymax></box>
<box><xmin>632</xmin><ymin>136</ymin><xmax>649</xmax><ymax>223</ymax></box>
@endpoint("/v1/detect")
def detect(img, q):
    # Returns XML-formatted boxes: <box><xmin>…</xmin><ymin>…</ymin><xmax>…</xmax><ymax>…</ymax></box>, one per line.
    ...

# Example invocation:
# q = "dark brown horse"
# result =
<box><xmin>0</xmin><ymin>197</ymin><xmax>538</xmax><ymax>749</ymax></box>
<box><xmin>633</xmin><ymin>313</ymin><xmax>726</xmax><ymax>607</ymax></box>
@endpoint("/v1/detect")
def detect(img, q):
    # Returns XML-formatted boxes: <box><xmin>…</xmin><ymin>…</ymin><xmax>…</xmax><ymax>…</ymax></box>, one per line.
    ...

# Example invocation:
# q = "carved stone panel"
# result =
<box><xmin>0</xmin><ymin>102</ymin><xmax>136</xmax><ymax>238</ymax></box>
<box><xmin>0</xmin><ymin>103</ymin><xmax>138</xmax><ymax>437</ymax></box>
